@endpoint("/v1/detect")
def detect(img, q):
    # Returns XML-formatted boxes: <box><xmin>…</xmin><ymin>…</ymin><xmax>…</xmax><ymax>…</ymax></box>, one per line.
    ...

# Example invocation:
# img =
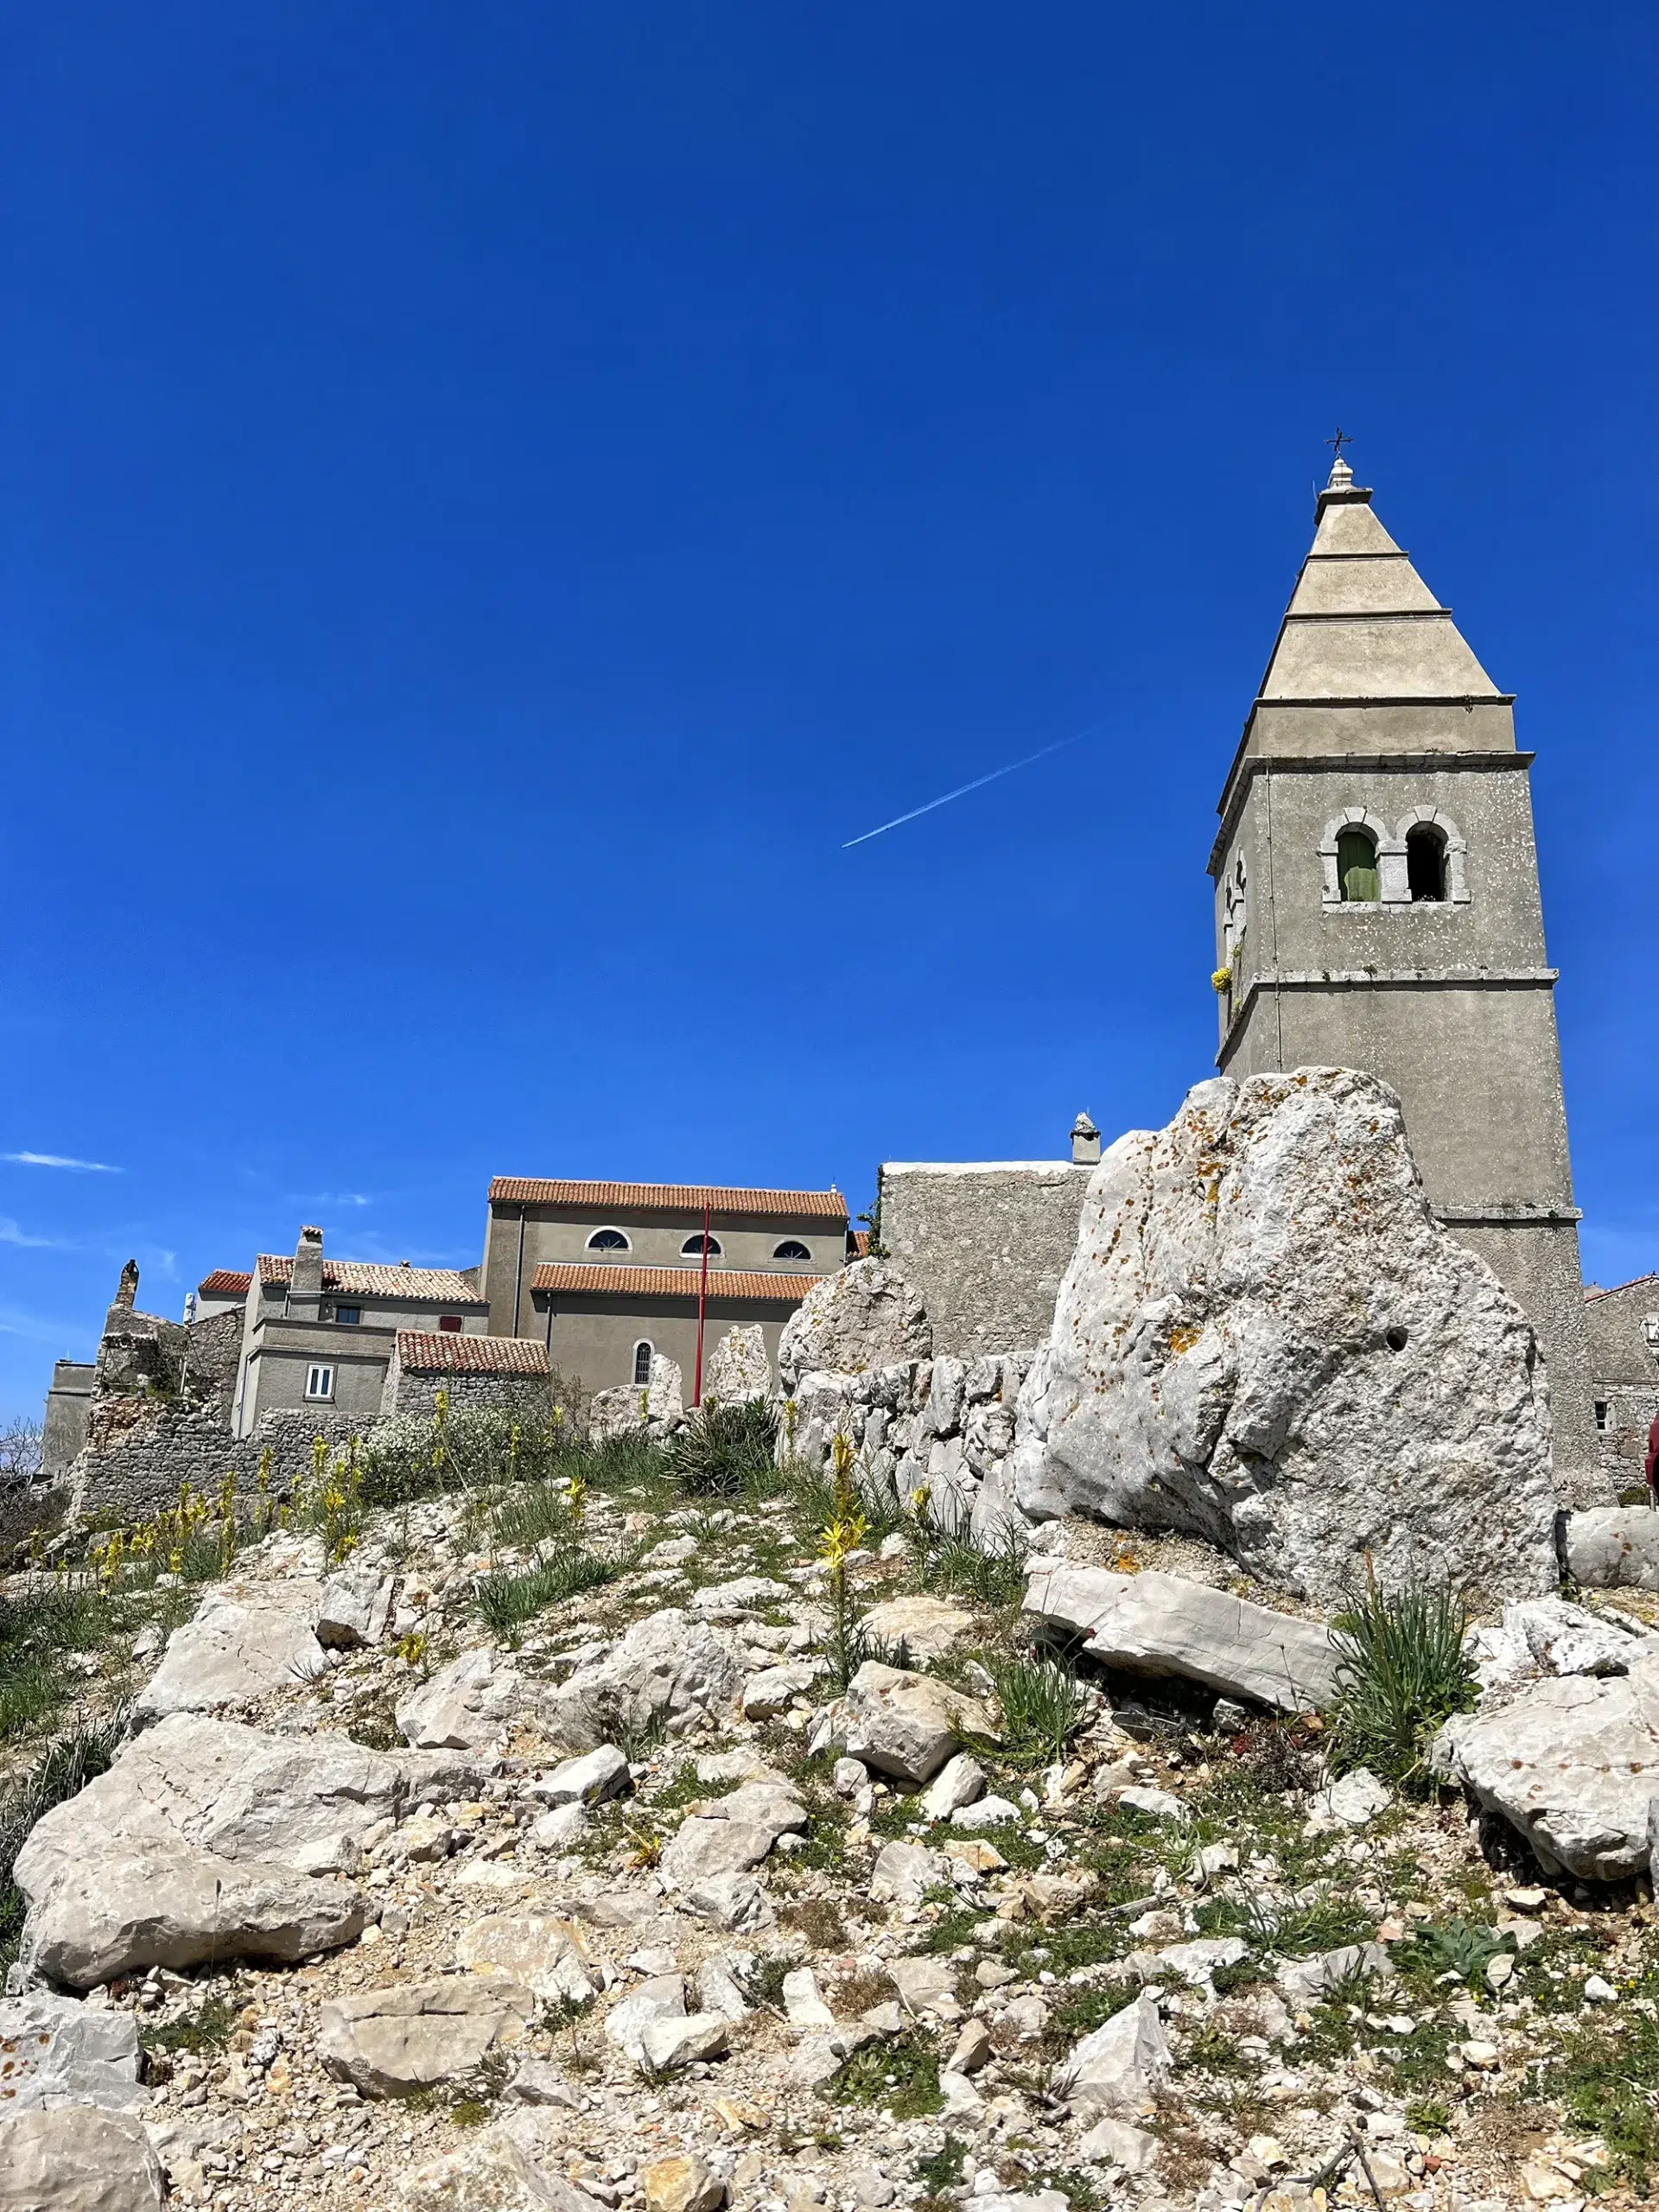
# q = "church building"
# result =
<box><xmin>1209</xmin><ymin>453</ymin><xmax>1597</xmax><ymax>1482</ymax></box>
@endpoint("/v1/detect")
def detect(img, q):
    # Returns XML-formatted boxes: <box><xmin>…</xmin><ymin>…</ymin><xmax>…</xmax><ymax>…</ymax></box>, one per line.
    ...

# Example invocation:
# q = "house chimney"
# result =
<box><xmin>288</xmin><ymin>1225</ymin><xmax>325</xmax><ymax>1319</ymax></box>
<box><xmin>113</xmin><ymin>1259</ymin><xmax>139</xmax><ymax>1313</ymax></box>
<box><xmin>1071</xmin><ymin>1112</ymin><xmax>1101</xmax><ymax>1167</ymax></box>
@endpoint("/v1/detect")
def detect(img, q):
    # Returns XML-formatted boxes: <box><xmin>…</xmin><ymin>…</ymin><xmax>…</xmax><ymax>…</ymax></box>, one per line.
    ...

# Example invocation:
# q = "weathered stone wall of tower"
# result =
<box><xmin>1207</xmin><ymin>461</ymin><xmax>1598</xmax><ymax>1484</ymax></box>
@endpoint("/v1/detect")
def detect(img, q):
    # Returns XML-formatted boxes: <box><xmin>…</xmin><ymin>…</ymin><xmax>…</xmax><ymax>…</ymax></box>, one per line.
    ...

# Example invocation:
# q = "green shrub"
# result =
<box><xmin>474</xmin><ymin>1548</ymin><xmax>624</xmax><ymax>1637</ymax></box>
<box><xmin>1327</xmin><ymin>1573</ymin><xmax>1476</xmax><ymax>1786</ymax></box>
<box><xmin>984</xmin><ymin>1650</ymin><xmax>1090</xmax><ymax>1768</ymax></box>
<box><xmin>668</xmin><ymin>1400</ymin><xmax>779</xmax><ymax>1497</ymax></box>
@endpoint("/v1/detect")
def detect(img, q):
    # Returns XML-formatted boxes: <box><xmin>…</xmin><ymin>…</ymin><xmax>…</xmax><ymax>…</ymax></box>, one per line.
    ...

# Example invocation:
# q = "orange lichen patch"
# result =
<box><xmin>1166</xmin><ymin>1321</ymin><xmax>1204</xmax><ymax>1355</ymax></box>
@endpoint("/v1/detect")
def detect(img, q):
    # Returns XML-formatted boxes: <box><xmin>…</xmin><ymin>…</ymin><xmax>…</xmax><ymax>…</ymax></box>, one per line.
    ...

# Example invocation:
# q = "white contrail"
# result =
<box><xmin>841</xmin><ymin>728</ymin><xmax>1091</xmax><ymax>849</ymax></box>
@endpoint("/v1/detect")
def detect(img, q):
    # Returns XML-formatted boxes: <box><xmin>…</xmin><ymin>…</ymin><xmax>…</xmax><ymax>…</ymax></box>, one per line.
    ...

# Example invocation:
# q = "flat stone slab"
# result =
<box><xmin>1023</xmin><ymin>1562</ymin><xmax>1340</xmax><ymax>1713</ymax></box>
<box><xmin>0</xmin><ymin>2107</ymin><xmax>164</xmax><ymax>2211</ymax></box>
<box><xmin>133</xmin><ymin>1580</ymin><xmax>327</xmax><ymax>1724</ymax></box>
<box><xmin>318</xmin><ymin>1977</ymin><xmax>535</xmax><ymax>2097</ymax></box>
<box><xmin>0</xmin><ymin>1991</ymin><xmax>145</xmax><ymax>2111</ymax></box>
<box><xmin>1432</xmin><ymin>1650</ymin><xmax>1659</xmax><ymax>1879</ymax></box>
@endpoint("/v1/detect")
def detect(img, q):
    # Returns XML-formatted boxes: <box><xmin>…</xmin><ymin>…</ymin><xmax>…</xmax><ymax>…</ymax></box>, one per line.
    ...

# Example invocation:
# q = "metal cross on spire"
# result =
<box><xmin>1325</xmin><ymin>427</ymin><xmax>1354</xmax><ymax>463</ymax></box>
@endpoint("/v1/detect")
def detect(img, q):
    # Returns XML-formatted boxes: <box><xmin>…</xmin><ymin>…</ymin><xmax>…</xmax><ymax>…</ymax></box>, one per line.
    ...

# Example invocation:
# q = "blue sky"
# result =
<box><xmin>2</xmin><ymin>3</ymin><xmax>1656</xmax><ymax>1416</ymax></box>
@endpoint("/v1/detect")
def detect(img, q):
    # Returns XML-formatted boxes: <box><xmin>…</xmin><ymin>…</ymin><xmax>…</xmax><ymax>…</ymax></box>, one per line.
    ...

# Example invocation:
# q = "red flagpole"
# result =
<box><xmin>693</xmin><ymin>1198</ymin><xmax>711</xmax><ymax>1408</ymax></box>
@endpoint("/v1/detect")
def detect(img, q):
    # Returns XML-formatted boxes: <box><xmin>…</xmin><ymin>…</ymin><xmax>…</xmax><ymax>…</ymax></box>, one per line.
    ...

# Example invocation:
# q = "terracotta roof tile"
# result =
<box><xmin>490</xmin><ymin>1179</ymin><xmax>847</xmax><ymax>1221</ymax></box>
<box><xmin>532</xmin><ymin>1263</ymin><xmax>829</xmax><ymax>1302</ymax></box>
<box><xmin>197</xmin><ymin>1269</ymin><xmax>252</xmax><ymax>1298</ymax></box>
<box><xmin>396</xmin><ymin>1332</ymin><xmax>549</xmax><ymax>1375</ymax></box>
<box><xmin>258</xmin><ymin>1255</ymin><xmax>486</xmax><ymax>1301</ymax></box>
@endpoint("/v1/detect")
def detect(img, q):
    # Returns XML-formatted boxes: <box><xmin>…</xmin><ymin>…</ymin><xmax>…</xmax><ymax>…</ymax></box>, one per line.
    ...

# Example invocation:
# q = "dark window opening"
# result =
<box><xmin>1407</xmin><ymin>824</ymin><xmax>1448</xmax><ymax>903</ymax></box>
<box><xmin>773</xmin><ymin>1240</ymin><xmax>812</xmax><ymax>1262</ymax></box>
<box><xmin>1594</xmin><ymin>1400</ymin><xmax>1609</xmax><ymax>1432</ymax></box>
<box><xmin>438</xmin><ymin>1314</ymin><xmax>463</xmax><ymax>1332</ymax></box>
<box><xmin>588</xmin><ymin>1228</ymin><xmax>630</xmax><ymax>1252</ymax></box>
<box><xmin>1337</xmin><ymin>829</ymin><xmax>1380</xmax><ymax>903</ymax></box>
<box><xmin>632</xmin><ymin>1340</ymin><xmax>653</xmax><ymax>1386</ymax></box>
<box><xmin>333</xmin><ymin>1306</ymin><xmax>362</xmax><ymax>1326</ymax></box>
<box><xmin>681</xmin><ymin>1233</ymin><xmax>723</xmax><ymax>1259</ymax></box>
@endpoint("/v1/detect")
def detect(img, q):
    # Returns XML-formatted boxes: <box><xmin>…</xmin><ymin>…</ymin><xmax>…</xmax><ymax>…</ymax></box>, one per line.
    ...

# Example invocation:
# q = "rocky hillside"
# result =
<box><xmin>1</xmin><ymin>1403</ymin><xmax>1657</xmax><ymax>2210</ymax></box>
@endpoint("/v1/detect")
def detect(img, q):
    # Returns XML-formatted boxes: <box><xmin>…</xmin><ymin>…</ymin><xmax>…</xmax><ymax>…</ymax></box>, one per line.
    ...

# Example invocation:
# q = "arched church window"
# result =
<box><xmin>681</xmin><ymin>1233</ymin><xmax>723</xmax><ymax>1259</ymax></box>
<box><xmin>588</xmin><ymin>1228</ymin><xmax>630</xmax><ymax>1253</ymax></box>
<box><xmin>632</xmin><ymin>1340</ymin><xmax>653</xmax><ymax>1385</ymax></box>
<box><xmin>1407</xmin><ymin>823</ymin><xmax>1448</xmax><ymax>903</ymax></box>
<box><xmin>773</xmin><ymin>1239</ymin><xmax>811</xmax><ymax>1262</ymax></box>
<box><xmin>1337</xmin><ymin>829</ymin><xmax>1380</xmax><ymax>904</ymax></box>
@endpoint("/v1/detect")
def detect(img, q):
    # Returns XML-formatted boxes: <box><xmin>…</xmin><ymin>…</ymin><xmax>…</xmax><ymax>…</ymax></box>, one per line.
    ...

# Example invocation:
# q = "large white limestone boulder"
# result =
<box><xmin>779</xmin><ymin>1259</ymin><xmax>931</xmax><ymax>1389</ymax></box>
<box><xmin>1431</xmin><ymin>1651</ymin><xmax>1659</xmax><ymax>1880</ymax></box>
<box><xmin>0</xmin><ymin>2108</ymin><xmax>164</xmax><ymax>2211</ymax></box>
<box><xmin>14</xmin><ymin>1714</ymin><xmax>461</xmax><ymax>1987</ymax></box>
<box><xmin>543</xmin><ymin>1608</ymin><xmax>745</xmax><ymax>1753</ymax></box>
<box><xmin>132</xmin><ymin>1578</ymin><xmax>327</xmax><ymax>1725</ymax></box>
<box><xmin>1010</xmin><ymin>1070</ymin><xmax>1558</xmax><ymax>1606</ymax></box>
<box><xmin>702</xmin><ymin>1325</ymin><xmax>772</xmax><ymax>1407</ymax></box>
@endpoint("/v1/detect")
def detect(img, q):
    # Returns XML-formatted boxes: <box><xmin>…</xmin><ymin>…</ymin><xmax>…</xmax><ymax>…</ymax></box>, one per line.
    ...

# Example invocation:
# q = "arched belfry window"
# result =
<box><xmin>1336</xmin><ymin>828</ymin><xmax>1380</xmax><ymax>904</ymax></box>
<box><xmin>1407</xmin><ymin>823</ymin><xmax>1448</xmax><ymax>902</ymax></box>
<box><xmin>588</xmin><ymin>1228</ymin><xmax>630</xmax><ymax>1253</ymax></box>
<box><xmin>632</xmin><ymin>1340</ymin><xmax>653</xmax><ymax>1385</ymax></box>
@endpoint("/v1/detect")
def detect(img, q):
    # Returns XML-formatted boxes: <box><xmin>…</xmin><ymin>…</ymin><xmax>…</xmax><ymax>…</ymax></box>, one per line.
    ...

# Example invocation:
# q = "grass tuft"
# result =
<box><xmin>474</xmin><ymin>1547</ymin><xmax>626</xmax><ymax>1637</ymax></box>
<box><xmin>1327</xmin><ymin>1572</ymin><xmax>1476</xmax><ymax>1786</ymax></box>
<box><xmin>668</xmin><ymin>1400</ymin><xmax>779</xmax><ymax>1497</ymax></box>
<box><xmin>983</xmin><ymin>1650</ymin><xmax>1090</xmax><ymax>1768</ymax></box>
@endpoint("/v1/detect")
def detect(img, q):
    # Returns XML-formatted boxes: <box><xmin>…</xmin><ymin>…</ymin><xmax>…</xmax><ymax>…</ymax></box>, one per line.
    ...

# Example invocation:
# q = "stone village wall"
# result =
<box><xmin>879</xmin><ymin>1161</ymin><xmax>1091</xmax><ymax>1361</ymax></box>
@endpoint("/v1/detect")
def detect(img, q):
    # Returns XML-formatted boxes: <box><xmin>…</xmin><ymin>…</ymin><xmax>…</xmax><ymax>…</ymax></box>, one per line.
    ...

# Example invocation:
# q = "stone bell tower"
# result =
<box><xmin>1208</xmin><ymin>452</ymin><xmax>1595</xmax><ymax>1484</ymax></box>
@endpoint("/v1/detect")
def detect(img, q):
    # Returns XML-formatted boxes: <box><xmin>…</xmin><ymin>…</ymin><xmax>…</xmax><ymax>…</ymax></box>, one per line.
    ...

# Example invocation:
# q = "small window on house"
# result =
<box><xmin>305</xmin><ymin>1363</ymin><xmax>335</xmax><ymax>1402</ymax></box>
<box><xmin>632</xmin><ymin>1340</ymin><xmax>653</xmax><ymax>1386</ymax></box>
<box><xmin>773</xmin><ymin>1240</ymin><xmax>812</xmax><ymax>1262</ymax></box>
<box><xmin>1336</xmin><ymin>828</ymin><xmax>1380</xmax><ymax>903</ymax></box>
<box><xmin>1594</xmin><ymin>1400</ymin><xmax>1610</xmax><ymax>1432</ymax></box>
<box><xmin>438</xmin><ymin>1314</ymin><xmax>463</xmax><ymax>1332</ymax></box>
<box><xmin>680</xmin><ymin>1233</ymin><xmax>723</xmax><ymax>1259</ymax></box>
<box><xmin>588</xmin><ymin>1228</ymin><xmax>630</xmax><ymax>1252</ymax></box>
<box><xmin>333</xmin><ymin>1306</ymin><xmax>362</xmax><ymax>1326</ymax></box>
<box><xmin>1407</xmin><ymin>823</ymin><xmax>1448</xmax><ymax>903</ymax></box>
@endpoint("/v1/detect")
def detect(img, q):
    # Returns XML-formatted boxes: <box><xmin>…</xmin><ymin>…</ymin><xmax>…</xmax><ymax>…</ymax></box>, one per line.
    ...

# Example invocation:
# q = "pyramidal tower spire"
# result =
<box><xmin>1207</xmin><ymin>448</ymin><xmax>1596</xmax><ymax>1484</ymax></box>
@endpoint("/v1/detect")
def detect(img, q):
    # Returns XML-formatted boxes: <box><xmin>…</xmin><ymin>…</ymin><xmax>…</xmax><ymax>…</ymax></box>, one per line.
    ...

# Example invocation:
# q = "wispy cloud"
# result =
<box><xmin>0</xmin><ymin>1304</ymin><xmax>81</xmax><ymax>1348</ymax></box>
<box><xmin>0</xmin><ymin>1218</ymin><xmax>73</xmax><ymax>1251</ymax></box>
<box><xmin>3</xmin><ymin>1152</ymin><xmax>122</xmax><ymax>1173</ymax></box>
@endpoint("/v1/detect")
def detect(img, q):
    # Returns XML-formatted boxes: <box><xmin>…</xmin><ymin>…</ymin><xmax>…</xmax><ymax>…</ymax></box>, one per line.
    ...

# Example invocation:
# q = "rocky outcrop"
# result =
<box><xmin>702</xmin><ymin>1325</ymin><xmax>772</xmax><ymax>1407</ymax></box>
<box><xmin>543</xmin><ymin>1609</ymin><xmax>745</xmax><ymax>1753</ymax></box>
<box><xmin>15</xmin><ymin>1713</ymin><xmax>470</xmax><ymax>1986</ymax></box>
<box><xmin>1563</xmin><ymin>1506</ymin><xmax>1659</xmax><ymax>1592</ymax></box>
<box><xmin>779</xmin><ymin>1260</ymin><xmax>931</xmax><ymax>1388</ymax></box>
<box><xmin>1431</xmin><ymin>1650</ymin><xmax>1659</xmax><ymax>1878</ymax></box>
<box><xmin>0</xmin><ymin>2107</ymin><xmax>164</xmax><ymax>2211</ymax></box>
<box><xmin>1010</xmin><ymin>1071</ymin><xmax>1558</xmax><ymax>1605</ymax></box>
<box><xmin>0</xmin><ymin>1991</ymin><xmax>145</xmax><ymax>2112</ymax></box>
<box><xmin>591</xmin><ymin>1356</ymin><xmax>686</xmax><ymax>1443</ymax></box>
<box><xmin>318</xmin><ymin>1978</ymin><xmax>536</xmax><ymax>2096</ymax></box>
<box><xmin>132</xmin><ymin>1576</ymin><xmax>327</xmax><ymax>1725</ymax></box>
<box><xmin>1023</xmin><ymin>1562</ymin><xmax>1340</xmax><ymax>1713</ymax></box>
<box><xmin>838</xmin><ymin>1662</ymin><xmax>998</xmax><ymax>1783</ymax></box>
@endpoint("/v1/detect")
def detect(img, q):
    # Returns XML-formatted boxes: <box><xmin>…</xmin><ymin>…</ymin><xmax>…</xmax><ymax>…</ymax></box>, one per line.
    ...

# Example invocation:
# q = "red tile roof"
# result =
<box><xmin>258</xmin><ymin>1255</ymin><xmax>486</xmax><ymax>1301</ymax></box>
<box><xmin>532</xmin><ymin>1263</ymin><xmax>830</xmax><ymax>1302</ymax></box>
<box><xmin>490</xmin><ymin>1179</ymin><xmax>847</xmax><ymax>1221</ymax></box>
<box><xmin>396</xmin><ymin>1332</ymin><xmax>549</xmax><ymax>1375</ymax></box>
<box><xmin>197</xmin><ymin>1269</ymin><xmax>252</xmax><ymax>1298</ymax></box>
<box><xmin>849</xmin><ymin>1230</ymin><xmax>871</xmax><ymax>1258</ymax></box>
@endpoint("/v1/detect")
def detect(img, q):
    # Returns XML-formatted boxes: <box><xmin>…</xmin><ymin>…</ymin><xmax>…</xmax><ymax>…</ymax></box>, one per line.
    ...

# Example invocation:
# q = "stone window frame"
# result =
<box><xmin>1222</xmin><ymin>854</ymin><xmax>1248</xmax><ymax>961</ymax></box>
<box><xmin>1319</xmin><ymin>804</ymin><xmax>1470</xmax><ymax>907</ymax></box>
<box><xmin>1319</xmin><ymin>807</ymin><xmax>1392</xmax><ymax>906</ymax></box>
<box><xmin>1395</xmin><ymin>804</ymin><xmax>1471</xmax><ymax>905</ymax></box>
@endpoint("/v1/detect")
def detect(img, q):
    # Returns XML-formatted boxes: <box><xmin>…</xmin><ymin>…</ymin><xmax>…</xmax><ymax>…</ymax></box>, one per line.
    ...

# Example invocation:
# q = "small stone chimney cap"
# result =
<box><xmin>1071</xmin><ymin>1112</ymin><xmax>1099</xmax><ymax>1138</ymax></box>
<box><xmin>299</xmin><ymin>1225</ymin><xmax>323</xmax><ymax>1243</ymax></box>
<box><xmin>1071</xmin><ymin>1112</ymin><xmax>1103</xmax><ymax>1167</ymax></box>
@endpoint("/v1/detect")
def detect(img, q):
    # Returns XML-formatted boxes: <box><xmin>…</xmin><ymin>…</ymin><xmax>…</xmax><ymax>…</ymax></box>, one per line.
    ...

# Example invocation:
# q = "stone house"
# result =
<box><xmin>1583</xmin><ymin>1276</ymin><xmax>1659</xmax><ymax>1495</ymax></box>
<box><xmin>480</xmin><ymin>1179</ymin><xmax>849</xmax><ymax>1389</ymax></box>
<box><xmin>230</xmin><ymin>1227</ymin><xmax>488</xmax><ymax>1436</ymax></box>
<box><xmin>192</xmin><ymin>1269</ymin><xmax>252</xmax><ymax>1321</ymax></box>
<box><xmin>382</xmin><ymin>1330</ymin><xmax>551</xmax><ymax>1420</ymax></box>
